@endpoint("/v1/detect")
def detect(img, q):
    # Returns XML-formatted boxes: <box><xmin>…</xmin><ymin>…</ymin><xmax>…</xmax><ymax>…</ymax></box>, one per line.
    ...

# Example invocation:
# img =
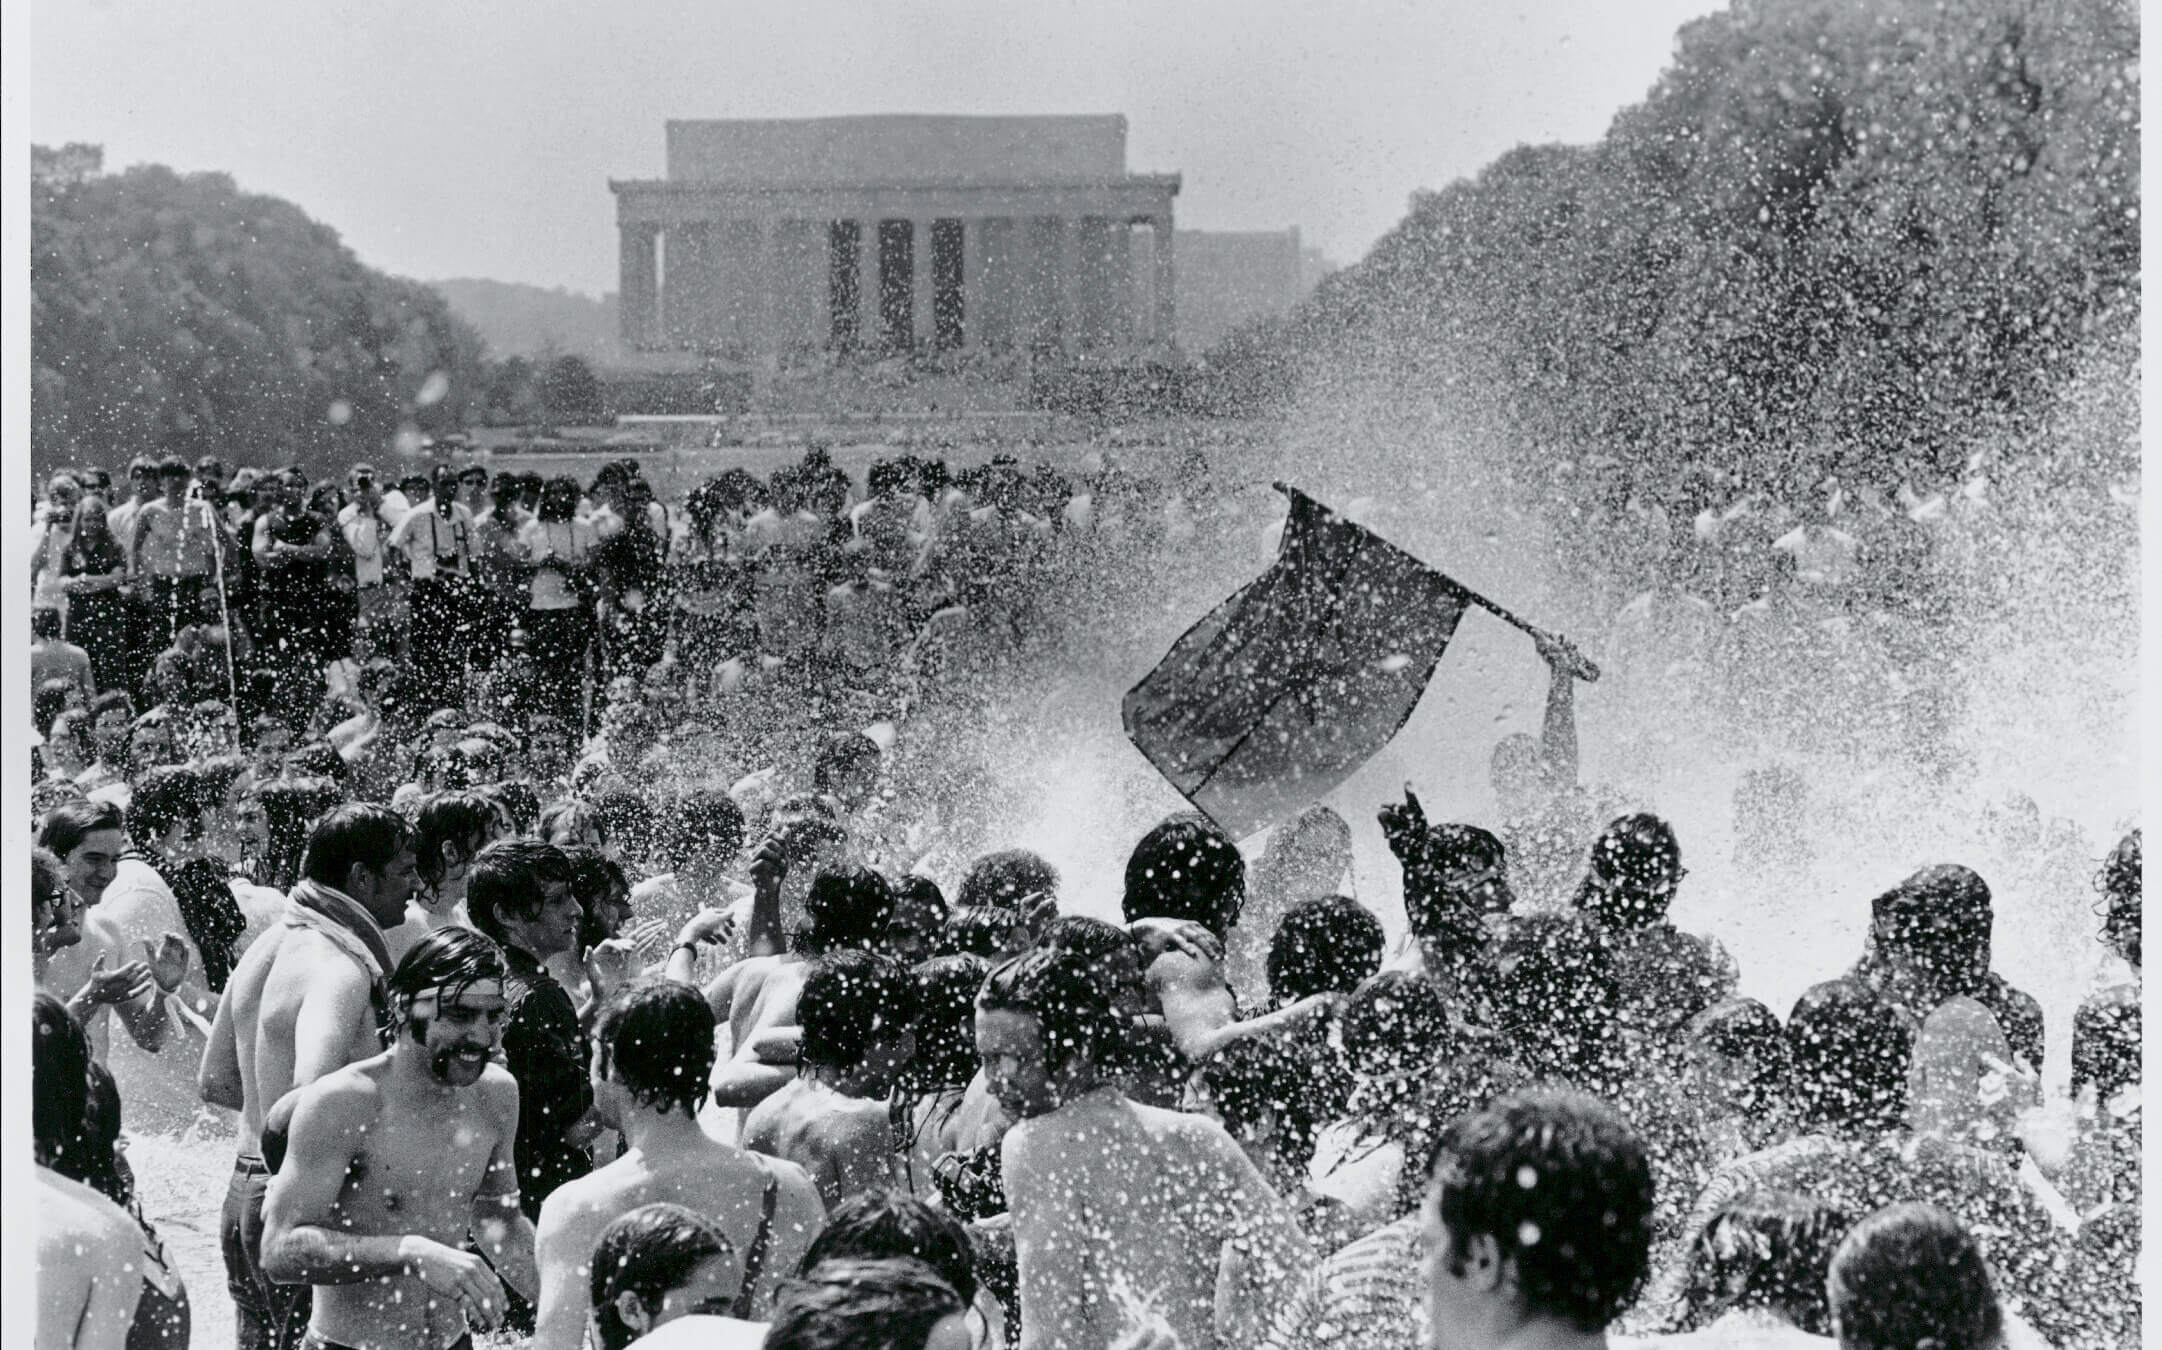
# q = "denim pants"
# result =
<box><xmin>221</xmin><ymin>1155</ymin><xmax>312</xmax><ymax>1350</ymax></box>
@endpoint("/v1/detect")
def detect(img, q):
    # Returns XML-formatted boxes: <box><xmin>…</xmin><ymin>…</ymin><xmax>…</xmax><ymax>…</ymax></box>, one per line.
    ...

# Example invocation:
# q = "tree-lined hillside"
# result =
<box><xmin>1216</xmin><ymin>0</ymin><xmax>2138</xmax><ymax>498</ymax></box>
<box><xmin>32</xmin><ymin>154</ymin><xmax>489</xmax><ymax>478</ymax></box>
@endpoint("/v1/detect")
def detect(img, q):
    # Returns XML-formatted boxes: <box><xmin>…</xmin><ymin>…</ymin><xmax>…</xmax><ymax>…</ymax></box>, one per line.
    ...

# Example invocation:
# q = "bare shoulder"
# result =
<box><xmin>475</xmin><ymin>1062</ymin><xmax>521</xmax><ymax>1124</ymax></box>
<box><xmin>760</xmin><ymin>1154</ymin><xmax>824</xmax><ymax>1215</ymax></box>
<box><xmin>1147</xmin><ymin>948</ymin><xmax>1221</xmax><ymax>993</ymax></box>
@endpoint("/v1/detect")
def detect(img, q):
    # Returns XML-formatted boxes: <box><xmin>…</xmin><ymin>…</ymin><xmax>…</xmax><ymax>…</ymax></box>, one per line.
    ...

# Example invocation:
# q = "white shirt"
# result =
<box><xmin>628</xmin><ymin>1315</ymin><xmax>768</xmax><ymax>1350</ymax></box>
<box><xmin>519</xmin><ymin>517</ymin><xmax>599</xmax><ymax>610</ymax></box>
<box><xmin>389</xmin><ymin>501</ymin><xmax>478</xmax><ymax>580</ymax></box>
<box><xmin>337</xmin><ymin>501</ymin><xmax>401</xmax><ymax>587</ymax></box>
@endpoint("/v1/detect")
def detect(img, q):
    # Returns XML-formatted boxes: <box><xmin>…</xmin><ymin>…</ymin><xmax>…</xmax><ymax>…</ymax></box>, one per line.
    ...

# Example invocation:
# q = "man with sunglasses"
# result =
<box><xmin>1569</xmin><ymin>812</ymin><xmax>1737</xmax><ymax>1036</ymax></box>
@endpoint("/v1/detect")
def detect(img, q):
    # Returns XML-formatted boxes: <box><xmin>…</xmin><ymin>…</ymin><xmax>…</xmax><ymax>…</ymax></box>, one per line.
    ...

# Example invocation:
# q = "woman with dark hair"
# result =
<box><xmin>585</xmin><ymin>1202</ymin><xmax>751</xmax><ymax>1350</ymax></box>
<box><xmin>519</xmin><ymin>476</ymin><xmax>599</xmax><ymax>727</ymax></box>
<box><xmin>58</xmin><ymin>493</ymin><xmax>133</xmax><ymax>696</ymax></box>
<box><xmin>34</xmin><ymin>993</ymin><xmax>192</xmax><ymax>1350</ymax></box>
<box><xmin>1665</xmin><ymin>1192</ymin><xmax>1850</xmax><ymax>1344</ymax></box>
<box><xmin>900</xmin><ymin>953</ymin><xmax>991</xmax><ymax>1193</ymax></box>
<box><xmin>765</xmin><ymin>1258</ymin><xmax>969</xmax><ymax>1350</ymax></box>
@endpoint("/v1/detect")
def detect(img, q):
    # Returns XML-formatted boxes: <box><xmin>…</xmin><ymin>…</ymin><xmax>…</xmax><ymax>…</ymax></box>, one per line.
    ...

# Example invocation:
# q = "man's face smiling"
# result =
<box><xmin>415</xmin><ymin>981</ymin><xmax>508</xmax><ymax>1086</ymax></box>
<box><xmin>65</xmin><ymin>827</ymin><xmax>126</xmax><ymax>906</ymax></box>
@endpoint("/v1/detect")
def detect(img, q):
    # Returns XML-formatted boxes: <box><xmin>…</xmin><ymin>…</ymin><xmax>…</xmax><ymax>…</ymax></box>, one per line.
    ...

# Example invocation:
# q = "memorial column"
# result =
<box><xmin>858</xmin><ymin>217</ymin><xmax>881</xmax><ymax>350</ymax></box>
<box><xmin>1151</xmin><ymin>215</ymin><xmax>1176</xmax><ymax>349</ymax></box>
<box><xmin>960</xmin><ymin>217</ymin><xmax>984</xmax><ymax>348</ymax></box>
<box><xmin>911</xmin><ymin>217</ymin><xmax>934</xmax><ymax>349</ymax></box>
<box><xmin>619</xmin><ymin>222</ymin><xmax>660</xmax><ymax>348</ymax></box>
<box><xmin>1056</xmin><ymin>214</ymin><xmax>1079</xmax><ymax>353</ymax></box>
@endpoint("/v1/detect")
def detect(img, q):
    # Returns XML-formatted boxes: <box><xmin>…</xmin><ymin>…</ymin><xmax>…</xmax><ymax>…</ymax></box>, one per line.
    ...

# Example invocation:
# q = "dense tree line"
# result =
<box><xmin>1209</xmin><ymin>0</ymin><xmax>2139</xmax><ymax>502</ymax></box>
<box><xmin>31</xmin><ymin>152</ymin><xmax>492</xmax><ymax>478</ymax></box>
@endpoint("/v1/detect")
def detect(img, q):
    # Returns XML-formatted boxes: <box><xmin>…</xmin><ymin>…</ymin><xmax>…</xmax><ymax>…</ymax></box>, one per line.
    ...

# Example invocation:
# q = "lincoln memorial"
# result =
<box><xmin>610</xmin><ymin>115</ymin><xmax>1181</xmax><ymax>361</ymax></box>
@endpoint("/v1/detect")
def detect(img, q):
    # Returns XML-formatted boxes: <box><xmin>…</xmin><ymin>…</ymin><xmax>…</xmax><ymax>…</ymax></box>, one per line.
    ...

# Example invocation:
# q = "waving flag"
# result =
<box><xmin>1122</xmin><ymin>486</ymin><xmax>1470</xmax><ymax>839</ymax></box>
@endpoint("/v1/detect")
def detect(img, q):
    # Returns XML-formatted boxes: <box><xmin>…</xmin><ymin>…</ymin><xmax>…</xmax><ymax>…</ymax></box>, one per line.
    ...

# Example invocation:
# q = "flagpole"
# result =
<box><xmin>1270</xmin><ymin>481</ymin><xmax>1601</xmax><ymax>682</ymax></box>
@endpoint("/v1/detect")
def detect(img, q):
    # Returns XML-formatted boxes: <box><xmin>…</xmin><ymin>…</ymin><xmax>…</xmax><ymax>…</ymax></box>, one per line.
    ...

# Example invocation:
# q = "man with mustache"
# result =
<box><xmin>262</xmin><ymin>926</ymin><xmax>538</xmax><ymax>1350</ymax></box>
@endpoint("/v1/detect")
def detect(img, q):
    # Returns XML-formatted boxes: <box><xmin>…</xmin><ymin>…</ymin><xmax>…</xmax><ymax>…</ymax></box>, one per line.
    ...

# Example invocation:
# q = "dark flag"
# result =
<box><xmin>1122</xmin><ymin>485</ymin><xmax>1470</xmax><ymax>840</ymax></box>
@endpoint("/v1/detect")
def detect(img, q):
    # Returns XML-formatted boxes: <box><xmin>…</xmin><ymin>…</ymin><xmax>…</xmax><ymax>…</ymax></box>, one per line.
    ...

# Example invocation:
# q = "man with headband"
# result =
<box><xmin>262</xmin><ymin>927</ymin><xmax>539</xmax><ymax>1350</ymax></box>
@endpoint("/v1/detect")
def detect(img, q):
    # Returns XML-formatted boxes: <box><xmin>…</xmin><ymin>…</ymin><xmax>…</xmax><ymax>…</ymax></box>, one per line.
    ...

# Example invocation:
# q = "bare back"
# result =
<box><xmin>741</xmin><ymin>1078</ymin><xmax>897</xmax><ymax>1213</ymax></box>
<box><xmin>531</xmin><ymin>1138</ymin><xmax>824</xmax><ymax>1350</ymax></box>
<box><xmin>1004</xmin><ymin>1091</ymin><xmax>1308</xmax><ymax>1350</ymax></box>
<box><xmin>725</xmin><ymin>955</ymin><xmax>806</xmax><ymax>1060</ymax></box>
<box><xmin>223</xmin><ymin>922</ymin><xmax>380</xmax><ymax>1151</ymax></box>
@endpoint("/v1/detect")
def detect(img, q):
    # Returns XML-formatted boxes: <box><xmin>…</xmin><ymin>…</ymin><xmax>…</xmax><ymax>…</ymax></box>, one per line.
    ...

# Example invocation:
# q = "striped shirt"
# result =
<box><xmin>1260</xmin><ymin>1213</ymin><xmax>1426</xmax><ymax>1350</ymax></box>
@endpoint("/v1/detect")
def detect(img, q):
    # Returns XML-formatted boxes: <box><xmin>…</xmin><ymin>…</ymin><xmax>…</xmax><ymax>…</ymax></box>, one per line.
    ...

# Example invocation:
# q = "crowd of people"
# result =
<box><xmin>26</xmin><ymin>439</ymin><xmax>2143</xmax><ymax>1350</ymax></box>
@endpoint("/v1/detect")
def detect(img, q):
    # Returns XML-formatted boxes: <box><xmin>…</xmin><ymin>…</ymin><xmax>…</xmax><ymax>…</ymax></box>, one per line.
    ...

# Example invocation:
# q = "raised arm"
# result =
<box><xmin>1532</xmin><ymin>631</ymin><xmax>1580</xmax><ymax>788</ymax></box>
<box><xmin>1146</xmin><ymin>950</ymin><xmax>1239</xmax><ymax>1063</ymax></box>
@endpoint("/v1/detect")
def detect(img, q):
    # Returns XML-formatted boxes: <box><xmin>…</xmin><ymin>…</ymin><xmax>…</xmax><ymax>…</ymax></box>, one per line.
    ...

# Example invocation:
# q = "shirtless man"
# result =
<box><xmin>198</xmin><ymin>803</ymin><xmax>419</xmax><ymax>1350</ymax></box>
<box><xmin>531</xmin><ymin>981</ymin><xmax>824</xmax><ymax>1350</ymax></box>
<box><xmin>38</xmin><ymin>799</ymin><xmax>190</xmax><ymax>1062</ymax></box>
<box><xmin>980</xmin><ymin>948</ymin><xmax>1311</xmax><ymax>1350</ymax></box>
<box><xmin>705</xmin><ymin>858</ymin><xmax>887</xmax><ymax>1113</ymax></box>
<box><xmin>742</xmin><ymin>950</ymin><xmax>917</xmax><ymax>1212</ymax></box>
<box><xmin>262</xmin><ymin>928</ymin><xmax>537</xmax><ymax>1350</ymax></box>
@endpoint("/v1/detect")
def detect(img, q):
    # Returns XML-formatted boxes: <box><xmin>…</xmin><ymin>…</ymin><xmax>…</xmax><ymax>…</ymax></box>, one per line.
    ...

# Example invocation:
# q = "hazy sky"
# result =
<box><xmin>31</xmin><ymin>0</ymin><xmax>1724</xmax><ymax>296</ymax></box>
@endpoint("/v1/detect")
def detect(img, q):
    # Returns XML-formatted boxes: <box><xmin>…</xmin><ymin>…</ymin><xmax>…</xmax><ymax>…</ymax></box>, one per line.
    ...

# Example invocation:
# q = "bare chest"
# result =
<box><xmin>332</xmin><ymin>1106</ymin><xmax>502</xmax><ymax>1238</ymax></box>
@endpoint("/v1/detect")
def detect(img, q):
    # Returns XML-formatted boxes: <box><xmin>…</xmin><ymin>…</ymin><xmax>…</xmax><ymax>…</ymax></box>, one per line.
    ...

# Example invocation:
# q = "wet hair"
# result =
<box><xmin>1267</xmin><ymin>896</ymin><xmax>1385</xmax><ymax>1004</ymax></box>
<box><xmin>1428</xmin><ymin>1088</ymin><xmax>1656</xmax><ymax>1333</ymax></box>
<box><xmin>2097</xmin><ymin>829</ymin><xmax>2140</xmax><ymax>967</ymax></box>
<box><xmin>588</xmin><ymin>1203</ymin><xmax>737</xmax><ymax>1350</ymax></box>
<box><xmin>412</xmin><ymin>791</ymin><xmax>499</xmax><ymax>889</ymax></box>
<box><xmin>798</xmin><ymin>1192</ymin><xmax>978</xmax><ymax>1306</ymax></box>
<box><xmin>590</xmin><ymin>784</ymin><xmax>657</xmax><ymax>859</ymax></box>
<box><xmin>32</xmin><ymin>607</ymin><xmax>64</xmax><ymax>640</ymax></box>
<box><xmin>484</xmin><ymin>780</ymin><xmax>540</xmax><ymax>836</ymax></box>
<box><xmin>812</xmin><ymin>732</ymin><xmax>882</xmax><ymax>795</ymax></box>
<box><xmin>31</xmin><ymin>847</ymin><xmax>67</xmax><ymax>931</ymax></box>
<box><xmin>1339</xmin><ymin>969</ymin><xmax>1454</xmax><ymax>1080</ymax></box>
<box><xmin>906</xmin><ymin>955</ymin><xmax>991</xmax><ymax>1091</ymax></box>
<box><xmin>1786</xmin><ymin>979</ymin><xmax>1913</xmax><ymax>1134</ymax></box>
<box><xmin>764</xmin><ymin>1258</ymin><xmax>964</xmax><ymax>1350</ymax></box>
<box><xmin>260</xmin><ymin>777</ymin><xmax>348</xmax><ymax>890</ymax></box>
<box><xmin>658</xmin><ymin>786</ymin><xmax>746</xmax><ymax>871</ymax></box>
<box><xmin>595</xmin><ymin>979</ymin><xmax>716</xmax><ymax>1118</ymax></box>
<box><xmin>34</xmin><ymin>677</ymin><xmax>76</xmax><ymax>736</ymax></box>
<box><xmin>539</xmin><ymin>796</ymin><xmax>606</xmax><ymax>848</ymax></box>
<box><xmin>1201</xmin><ymin>1035</ymin><xmax>1317</xmax><ymax>1171</ymax></box>
<box><xmin>957</xmin><ymin>849</ymin><xmax>1060</xmax><ymax>911</ymax></box>
<box><xmin>1827</xmin><ymin>1203</ymin><xmax>2001</xmax><ymax>1350</ymax></box>
<box><xmin>938</xmin><ymin>905</ymin><xmax>1025</xmax><ymax>959</ymax></box>
<box><xmin>467</xmin><ymin>840</ymin><xmax>575</xmax><ymax>945</ymax></box>
<box><xmin>976</xmin><ymin>946</ymin><xmax>1124</xmax><ymax>1075</ymax></box>
<box><xmin>1674</xmin><ymin>1192</ymin><xmax>1850</xmax><ymax>1336</ymax></box>
<box><xmin>1868</xmin><ymin>865</ymin><xmax>1993</xmax><ymax>992</ymax></box>
<box><xmin>88</xmin><ymin>688</ymin><xmax>135</xmax><ymax>730</ymax></box>
<box><xmin>1687</xmin><ymin>997</ymin><xmax>1790</xmax><ymax>1118</ymax></box>
<box><xmin>564</xmin><ymin>844</ymin><xmax>632</xmax><ymax>947</ymax></box>
<box><xmin>797</xmin><ymin>950</ymin><xmax>918</xmax><ymax>1071</ymax></box>
<box><xmin>2071</xmin><ymin>991</ymin><xmax>2140</xmax><ymax>1106</ymax></box>
<box><xmin>797</xmin><ymin>867</ymin><xmax>897</xmax><ymax>955</ymax></box>
<box><xmin>1122</xmin><ymin>813</ymin><xmax>1245</xmax><ymax>934</ymax></box>
<box><xmin>1575</xmin><ymin>813</ymin><xmax>1684</xmax><ymax>929</ymax></box>
<box><xmin>301</xmin><ymin>801</ymin><xmax>411</xmax><ymax>890</ymax></box>
<box><xmin>893</xmin><ymin>875</ymin><xmax>948</xmax><ymax>921</ymax></box>
<box><xmin>537</xmin><ymin>475</ymin><xmax>582</xmax><ymax>522</ymax></box>
<box><xmin>32</xmin><ymin>993</ymin><xmax>92</xmax><ymax>1165</ymax></box>
<box><xmin>38</xmin><ymin>797</ymin><xmax>125</xmax><ymax>859</ymax></box>
<box><xmin>1480</xmin><ymin>911</ymin><xmax>1621</xmax><ymax>1085</ymax></box>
